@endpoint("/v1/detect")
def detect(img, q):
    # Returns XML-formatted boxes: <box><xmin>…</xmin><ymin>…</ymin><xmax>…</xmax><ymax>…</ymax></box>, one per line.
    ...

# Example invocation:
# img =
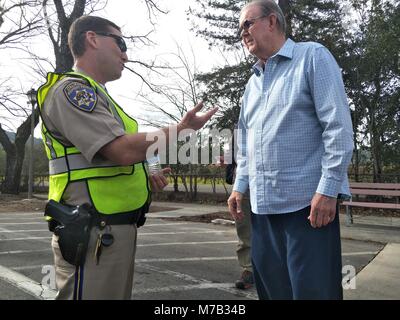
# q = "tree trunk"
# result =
<box><xmin>173</xmin><ymin>175</ymin><xmax>179</xmax><ymax>192</ymax></box>
<box><xmin>279</xmin><ymin>0</ymin><xmax>292</xmax><ymax>37</ymax></box>
<box><xmin>0</xmin><ymin>108</ymin><xmax>39</xmax><ymax>194</ymax></box>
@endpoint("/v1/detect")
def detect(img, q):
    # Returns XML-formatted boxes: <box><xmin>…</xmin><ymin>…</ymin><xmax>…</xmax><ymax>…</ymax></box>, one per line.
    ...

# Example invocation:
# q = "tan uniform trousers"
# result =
<box><xmin>51</xmin><ymin>224</ymin><xmax>137</xmax><ymax>300</ymax></box>
<box><xmin>235</xmin><ymin>197</ymin><xmax>252</xmax><ymax>272</ymax></box>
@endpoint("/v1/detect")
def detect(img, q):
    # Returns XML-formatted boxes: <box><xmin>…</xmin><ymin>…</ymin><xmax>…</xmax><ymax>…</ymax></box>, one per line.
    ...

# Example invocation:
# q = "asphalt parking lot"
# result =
<box><xmin>0</xmin><ymin>208</ymin><xmax>384</xmax><ymax>300</ymax></box>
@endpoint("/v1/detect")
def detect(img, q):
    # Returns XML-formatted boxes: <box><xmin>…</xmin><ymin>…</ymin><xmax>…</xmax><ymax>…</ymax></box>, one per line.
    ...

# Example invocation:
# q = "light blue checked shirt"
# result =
<box><xmin>233</xmin><ymin>38</ymin><xmax>354</xmax><ymax>214</ymax></box>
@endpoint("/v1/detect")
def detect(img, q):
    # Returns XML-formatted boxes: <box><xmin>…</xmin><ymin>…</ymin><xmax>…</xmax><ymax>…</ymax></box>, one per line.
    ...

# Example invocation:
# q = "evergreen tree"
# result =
<box><xmin>191</xmin><ymin>0</ymin><xmax>349</xmax><ymax>130</ymax></box>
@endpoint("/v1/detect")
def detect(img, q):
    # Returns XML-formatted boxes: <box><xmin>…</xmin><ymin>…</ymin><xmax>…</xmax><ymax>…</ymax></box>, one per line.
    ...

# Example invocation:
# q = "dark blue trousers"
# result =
<box><xmin>251</xmin><ymin>205</ymin><xmax>343</xmax><ymax>300</ymax></box>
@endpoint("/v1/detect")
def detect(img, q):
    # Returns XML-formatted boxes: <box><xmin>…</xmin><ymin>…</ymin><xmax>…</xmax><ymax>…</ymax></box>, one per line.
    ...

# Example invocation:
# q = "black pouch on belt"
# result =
<box><xmin>45</xmin><ymin>200</ymin><xmax>93</xmax><ymax>267</ymax></box>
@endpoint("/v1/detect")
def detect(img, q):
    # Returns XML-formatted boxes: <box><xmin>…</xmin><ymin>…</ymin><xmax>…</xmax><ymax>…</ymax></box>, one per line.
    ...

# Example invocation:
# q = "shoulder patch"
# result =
<box><xmin>63</xmin><ymin>82</ymin><xmax>97</xmax><ymax>112</ymax></box>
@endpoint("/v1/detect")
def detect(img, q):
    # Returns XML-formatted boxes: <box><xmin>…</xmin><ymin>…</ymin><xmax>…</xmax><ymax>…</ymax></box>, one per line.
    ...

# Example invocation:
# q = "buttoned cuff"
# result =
<box><xmin>316</xmin><ymin>176</ymin><xmax>341</xmax><ymax>198</ymax></box>
<box><xmin>233</xmin><ymin>177</ymin><xmax>249</xmax><ymax>194</ymax></box>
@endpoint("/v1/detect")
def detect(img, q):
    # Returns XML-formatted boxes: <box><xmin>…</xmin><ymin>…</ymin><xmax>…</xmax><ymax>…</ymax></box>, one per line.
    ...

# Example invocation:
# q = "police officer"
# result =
<box><xmin>37</xmin><ymin>16</ymin><xmax>217</xmax><ymax>300</ymax></box>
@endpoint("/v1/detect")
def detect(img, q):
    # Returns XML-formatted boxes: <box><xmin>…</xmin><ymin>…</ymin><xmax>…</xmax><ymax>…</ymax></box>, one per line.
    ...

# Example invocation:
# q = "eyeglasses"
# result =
<box><xmin>95</xmin><ymin>32</ymin><xmax>127</xmax><ymax>52</ymax></box>
<box><xmin>238</xmin><ymin>15</ymin><xmax>267</xmax><ymax>38</ymax></box>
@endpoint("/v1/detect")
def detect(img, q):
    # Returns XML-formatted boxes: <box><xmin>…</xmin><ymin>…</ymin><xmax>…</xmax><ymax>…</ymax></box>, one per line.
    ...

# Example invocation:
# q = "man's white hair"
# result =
<box><xmin>241</xmin><ymin>0</ymin><xmax>287</xmax><ymax>34</ymax></box>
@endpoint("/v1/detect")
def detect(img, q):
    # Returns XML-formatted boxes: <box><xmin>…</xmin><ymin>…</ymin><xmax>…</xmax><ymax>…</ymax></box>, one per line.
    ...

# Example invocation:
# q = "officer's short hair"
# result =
<box><xmin>242</xmin><ymin>0</ymin><xmax>287</xmax><ymax>34</ymax></box>
<box><xmin>68</xmin><ymin>16</ymin><xmax>121</xmax><ymax>58</ymax></box>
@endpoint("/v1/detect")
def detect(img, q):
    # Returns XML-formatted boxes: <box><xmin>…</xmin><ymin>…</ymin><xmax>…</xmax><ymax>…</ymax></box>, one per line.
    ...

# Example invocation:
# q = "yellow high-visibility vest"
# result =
<box><xmin>37</xmin><ymin>72</ymin><xmax>150</xmax><ymax>214</ymax></box>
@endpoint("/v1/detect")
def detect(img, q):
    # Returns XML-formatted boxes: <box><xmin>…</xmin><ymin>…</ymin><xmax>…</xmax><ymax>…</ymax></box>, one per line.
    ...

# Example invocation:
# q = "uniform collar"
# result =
<box><xmin>73</xmin><ymin>67</ymin><xmax>107</xmax><ymax>90</ymax></box>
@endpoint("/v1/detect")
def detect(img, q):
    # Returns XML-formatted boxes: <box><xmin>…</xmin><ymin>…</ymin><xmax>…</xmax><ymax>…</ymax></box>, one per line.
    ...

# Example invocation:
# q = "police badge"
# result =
<box><xmin>63</xmin><ymin>82</ymin><xmax>98</xmax><ymax>112</ymax></box>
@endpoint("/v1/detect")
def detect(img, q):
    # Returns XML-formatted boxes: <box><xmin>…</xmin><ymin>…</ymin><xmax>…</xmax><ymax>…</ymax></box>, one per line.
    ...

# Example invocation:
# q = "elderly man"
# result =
<box><xmin>228</xmin><ymin>0</ymin><xmax>354</xmax><ymax>300</ymax></box>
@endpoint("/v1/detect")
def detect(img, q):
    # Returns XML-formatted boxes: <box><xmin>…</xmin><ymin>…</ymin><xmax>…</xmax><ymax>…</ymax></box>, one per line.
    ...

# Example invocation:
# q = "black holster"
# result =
<box><xmin>45</xmin><ymin>200</ymin><xmax>93</xmax><ymax>267</ymax></box>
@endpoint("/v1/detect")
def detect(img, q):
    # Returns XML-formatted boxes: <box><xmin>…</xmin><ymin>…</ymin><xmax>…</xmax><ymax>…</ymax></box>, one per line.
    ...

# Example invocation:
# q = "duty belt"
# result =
<box><xmin>48</xmin><ymin>205</ymin><xmax>147</xmax><ymax>232</ymax></box>
<box><xmin>92</xmin><ymin>209</ymin><xmax>144</xmax><ymax>228</ymax></box>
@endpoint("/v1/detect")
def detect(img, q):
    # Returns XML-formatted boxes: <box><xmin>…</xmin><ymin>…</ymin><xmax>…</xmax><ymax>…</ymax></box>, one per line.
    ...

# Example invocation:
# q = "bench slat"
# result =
<box><xmin>341</xmin><ymin>201</ymin><xmax>400</xmax><ymax>210</ymax></box>
<box><xmin>349</xmin><ymin>182</ymin><xmax>400</xmax><ymax>190</ymax></box>
<box><xmin>350</xmin><ymin>188</ymin><xmax>400</xmax><ymax>196</ymax></box>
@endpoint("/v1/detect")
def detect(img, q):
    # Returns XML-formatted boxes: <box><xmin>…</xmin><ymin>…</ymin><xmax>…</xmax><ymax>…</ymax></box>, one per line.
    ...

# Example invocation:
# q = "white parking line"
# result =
<box><xmin>0</xmin><ymin>212</ymin><xmax>42</xmax><ymax>216</ymax></box>
<box><xmin>136</xmin><ymin>262</ymin><xmax>258</xmax><ymax>300</ymax></box>
<box><xmin>0</xmin><ymin>217</ymin><xmax>45</xmax><ymax>221</ymax></box>
<box><xmin>0</xmin><ymin>249</ymin><xmax>52</xmax><ymax>255</ymax></box>
<box><xmin>342</xmin><ymin>251</ymin><xmax>378</xmax><ymax>256</ymax></box>
<box><xmin>9</xmin><ymin>256</ymin><xmax>237</xmax><ymax>271</ymax></box>
<box><xmin>0</xmin><ymin>236</ymin><xmax>51</xmax><ymax>241</ymax></box>
<box><xmin>133</xmin><ymin>283</ymin><xmax>237</xmax><ymax>294</ymax></box>
<box><xmin>0</xmin><ymin>265</ymin><xmax>56</xmax><ymax>300</ymax></box>
<box><xmin>0</xmin><ymin>229</ymin><xmax>49</xmax><ymax>233</ymax></box>
<box><xmin>144</xmin><ymin>222</ymin><xmax>190</xmax><ymax>227</ymax></box>
<box><xmin>137</xmin><ymin>256</ymin><xmax>237</xmax><ymax>263</ymax></box>
<box><xmin>0</xmin><ymin>222</ymin><xmax>45</xmax><ymax>225</ymax></box>
<box><xmin>137</xmin><ymin>240</ymin><xmax>237</xmax><ymax>247</ymax></box>
<box><xmin>139</xmin><ymin>230</ymin><xmax>232</xmax><ymax>236</ymax></box>
<box><xmin>11</xmin><ymin>265</ymin><xmax>49</xmax><ymax>271</ymax></box>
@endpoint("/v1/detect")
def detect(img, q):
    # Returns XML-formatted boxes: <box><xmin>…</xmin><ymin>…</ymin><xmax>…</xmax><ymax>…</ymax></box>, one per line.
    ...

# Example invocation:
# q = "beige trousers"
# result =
<box><xmin>51</xmin><ymin>224</ymin><xmax>137</xmax><ymax>300</ymax></box>
<box><xmin>235</xmin><ymin>197</ymin><xmax>252</xmax><ymax>272</ymax></box>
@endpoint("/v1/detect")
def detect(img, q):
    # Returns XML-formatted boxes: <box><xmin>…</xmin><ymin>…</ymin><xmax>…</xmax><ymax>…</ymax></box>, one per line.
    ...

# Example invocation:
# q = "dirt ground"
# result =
<box><xmin>0</xmin><ymin>193</ymin><xmax>398</xmax><ymax>222</ymax></box>
<box><xmin>0</xmin><ymin>194</ymin><xmax>181</xmax><ymax>214</ymax></box>
<box><xmin>0</xmin><ymin>193</ymin><xmax>231</xmax><ymax>223</ymax></box>
<box><xmin>0</xmin><ymin>194</ymin><xmax>47</xmax><ymax>213</ymax></box>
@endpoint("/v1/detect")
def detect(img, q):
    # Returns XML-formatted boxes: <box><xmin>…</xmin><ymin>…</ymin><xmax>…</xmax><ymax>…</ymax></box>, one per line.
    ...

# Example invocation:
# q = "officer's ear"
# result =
<box><xmin>85</xmin><ymin>31</ymin><xmax>100</xmax><ymax>51</ymax></box>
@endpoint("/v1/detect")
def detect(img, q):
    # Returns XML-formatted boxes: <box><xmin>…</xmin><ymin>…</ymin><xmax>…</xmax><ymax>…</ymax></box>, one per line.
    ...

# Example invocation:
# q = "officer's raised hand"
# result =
<box><xmin>178</xmin><ymin>102</ymin><xmax>218</xmax><ymax>131</ymax></box>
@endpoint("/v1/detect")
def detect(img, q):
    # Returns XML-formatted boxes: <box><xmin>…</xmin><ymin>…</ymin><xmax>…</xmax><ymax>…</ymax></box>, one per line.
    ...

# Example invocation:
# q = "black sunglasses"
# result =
<box><xmin>238</xmin><ymin>15</ymin><xmax>267</xmax><ymax>38</ymax></box>
<box><xmin>94</xmin><ymin>32</ymin><xmax>127</xmax><ymax>53</ymax></box>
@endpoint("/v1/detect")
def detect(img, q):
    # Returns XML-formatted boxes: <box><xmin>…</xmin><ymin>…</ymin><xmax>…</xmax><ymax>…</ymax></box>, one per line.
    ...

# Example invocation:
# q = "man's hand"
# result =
<box><xmin>308</xmin><ymin>193</ymin><xmax>337</xmax><ymax>228</ymax></box>
<box><xmin>149</xmin><ymin>167</ymin><xmax>171</xmax><ymax>192</ymax></box>
<box><xmin>178</xmin><ymin>102</ymin><xmax>218</xmax><ymax>131</ymax></box>
<box><xmin>227</xmin><ymin>191</ymin><xmax>244</xmax><ymax>221</ymax></box>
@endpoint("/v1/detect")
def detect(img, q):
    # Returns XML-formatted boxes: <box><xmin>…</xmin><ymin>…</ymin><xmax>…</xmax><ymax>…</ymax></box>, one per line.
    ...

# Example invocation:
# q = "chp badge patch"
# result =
<box><xmin>63</xmin><ymin>82</ymin><xmax>97</xmax><ymax>112</ymax></box>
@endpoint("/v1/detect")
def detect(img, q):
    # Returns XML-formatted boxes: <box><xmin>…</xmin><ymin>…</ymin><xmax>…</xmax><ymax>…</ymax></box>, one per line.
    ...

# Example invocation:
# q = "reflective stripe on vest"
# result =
<box><xmin>49</xmin><ymin>154</ymin><xmax>121</xmax><ymax>175</ymax></box>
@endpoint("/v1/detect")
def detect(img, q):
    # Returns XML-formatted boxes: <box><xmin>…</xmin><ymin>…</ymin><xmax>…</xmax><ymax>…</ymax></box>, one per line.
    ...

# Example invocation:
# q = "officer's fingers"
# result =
<box><xmin>190</xmin><ymin>101</ymin><xmax>204</xmax><ymax>114</ymax></box>
<box><xmin>158</xmin><ymin>175</ymin><xmax>169</xmax><ymax>188</ymax></box>
<box><xmin>156</xmin><ymin>175</ymin><xmax>168</xmax><ymax>189</ymax></box>
<box><xmin>150</xmin><ymin>175</ymin><xmax>164</xmax><ymax>191</ymax></box>
<box><xmin>161</xmin><ymin>167</ymin><xmax>171</xmax><ymax>175</ymax></box>
<box><xmin>149</xmin><ymin>177</ymin><xmax>159</xmax><ymax>192</ymax></box>
<box><xmin>202</xmin><ymin>106</ymin><xmax>218</xmax><ymax>121</ymax></box>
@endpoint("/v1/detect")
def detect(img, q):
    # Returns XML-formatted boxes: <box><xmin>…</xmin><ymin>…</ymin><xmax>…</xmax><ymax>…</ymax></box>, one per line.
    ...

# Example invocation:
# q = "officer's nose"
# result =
<box><xmin>121</xmin><ymin>51</ymin><xmax>128</xmax><ymax>63</ymax></box>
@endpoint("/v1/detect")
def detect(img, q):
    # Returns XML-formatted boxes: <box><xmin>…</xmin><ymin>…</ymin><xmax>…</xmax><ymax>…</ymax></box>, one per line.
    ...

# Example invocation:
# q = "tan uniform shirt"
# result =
<box><xmin>41</xmin><ymin>73</ymin><xmax>125</xmax><ymax>206</ymax></box>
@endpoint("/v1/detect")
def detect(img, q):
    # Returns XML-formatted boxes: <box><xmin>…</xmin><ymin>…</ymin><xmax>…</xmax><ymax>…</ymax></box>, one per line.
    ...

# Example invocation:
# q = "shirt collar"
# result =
<box><xmin>73</xmin><ymin>67</ymin><xmax>107</xmax><ymax>90</ymax></box>
<box><xmin>252</xmin><ymin>38</ymin><xmax>295</xmax><ymax>76</ymax></box>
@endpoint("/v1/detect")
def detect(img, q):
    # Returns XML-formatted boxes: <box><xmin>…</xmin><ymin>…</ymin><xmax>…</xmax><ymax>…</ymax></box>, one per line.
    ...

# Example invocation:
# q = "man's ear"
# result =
<box><xmin>267</xmin><ymin>13</ymin><xmax>278</xmax><ymax>31</ymax></box>
<box><xmin>85</xmin><ymin>31</ymin><xmax>98</xmax><ymax>50</ymax></box>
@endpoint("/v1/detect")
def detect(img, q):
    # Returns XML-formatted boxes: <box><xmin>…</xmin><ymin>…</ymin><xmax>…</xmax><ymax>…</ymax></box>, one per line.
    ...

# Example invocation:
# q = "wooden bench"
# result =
<box><xmin>341</xmin><ymin>182</ymin><xmax>400</xmax><ymax>224</ymax></box>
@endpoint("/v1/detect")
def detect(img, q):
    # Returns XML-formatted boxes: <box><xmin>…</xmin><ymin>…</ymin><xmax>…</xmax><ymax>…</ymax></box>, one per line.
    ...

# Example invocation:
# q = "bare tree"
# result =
<box><xmin>0</xmin><ymin>0</ymin><xmax>167</xmax><ymax>194</ymax></box>
<box><xmin>135</xmin><ymin>44</ymin><xmax>217</xmax><ymax>197</ymax></box>
<box><xmin>136</xmin><ymin>44</ymin><xmax>200</xmax><ymax>127</ymax></box>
